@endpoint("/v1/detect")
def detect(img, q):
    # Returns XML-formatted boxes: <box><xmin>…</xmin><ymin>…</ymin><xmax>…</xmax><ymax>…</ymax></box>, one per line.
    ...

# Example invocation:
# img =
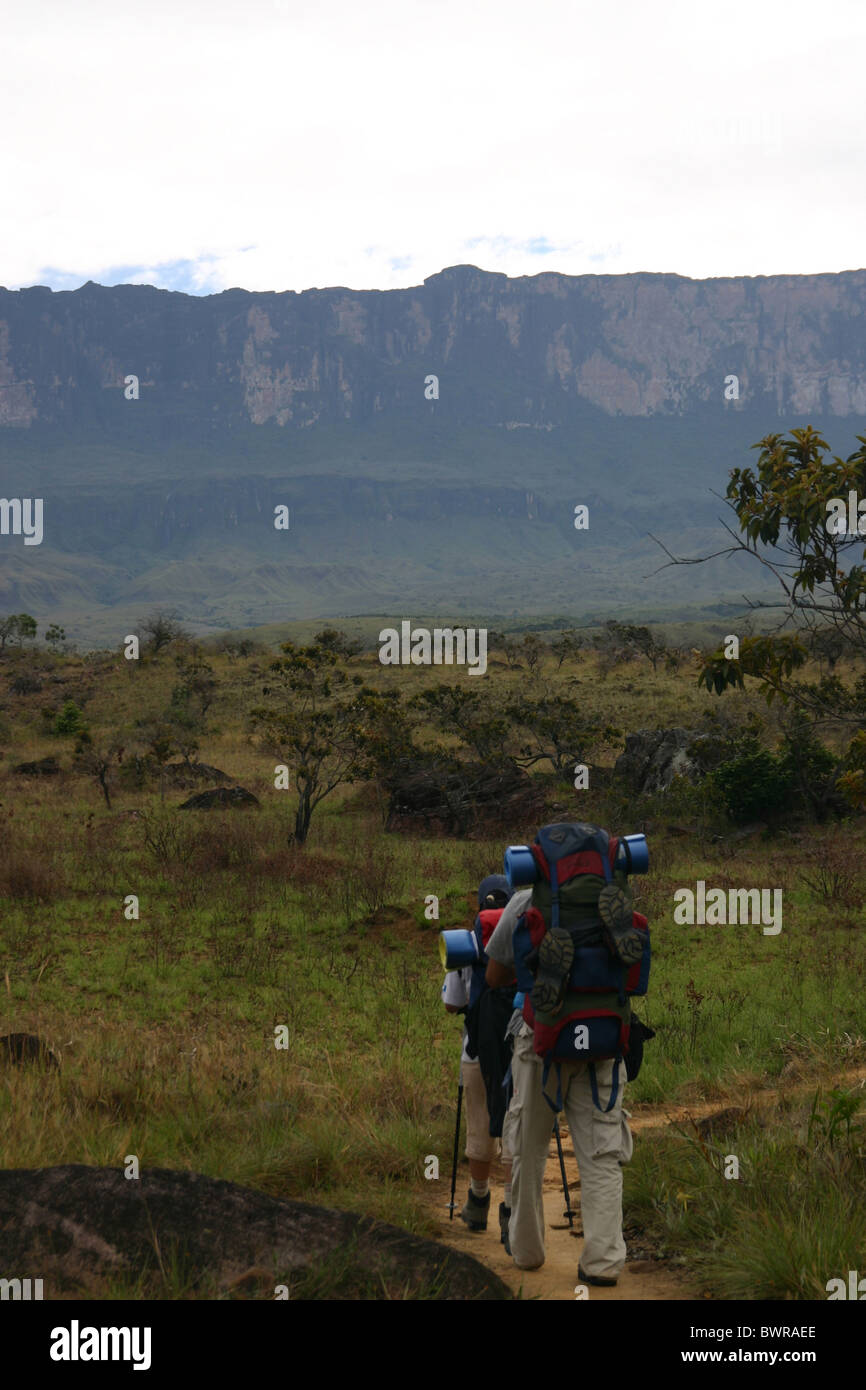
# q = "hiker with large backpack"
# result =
<box><xmin>441</xmin><ymin>874</ymin><xmax>517</xmax><ymax>1245</ymax></box>
<box><xmin>485</xmin><ymin>822</ymin><xmax>651</xmax><ymax>1283</ymax></box>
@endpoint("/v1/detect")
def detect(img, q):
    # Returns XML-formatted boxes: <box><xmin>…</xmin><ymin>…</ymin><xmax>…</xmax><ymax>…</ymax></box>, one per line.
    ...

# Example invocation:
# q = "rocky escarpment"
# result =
<box><xmin>2</xmin><ymin>265</ymin><xmax>866</xmax><ymax>431</ymax></box>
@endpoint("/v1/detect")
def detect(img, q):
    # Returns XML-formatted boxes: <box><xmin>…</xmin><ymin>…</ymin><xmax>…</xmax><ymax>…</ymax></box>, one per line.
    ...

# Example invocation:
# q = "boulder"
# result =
<box><xmin>178</xmin><ymin>786</ymin><xmax>259</xmax><ymax>810</ymax></box>
<box><xmin>615</xmin><ymin>728</ymin><xmax>704</xmax><ymax>794</ymax></box>
<box><xmin>0</xmin><ymin>1166</ymin><xmax>511</xmax><ymax>1300</ymax></box>
<box><xmin>0</xmin><ymin>1033</ymin><xmax>60</xmax><ymax>1069</ymax></box>
<box><xmin>13</xmin><ymin>756</ymin><xmax>61</xmax><ymax>777</ymax></box>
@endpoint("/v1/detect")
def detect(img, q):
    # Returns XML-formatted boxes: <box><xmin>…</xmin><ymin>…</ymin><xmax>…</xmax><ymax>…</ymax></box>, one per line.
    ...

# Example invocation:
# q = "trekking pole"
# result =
<box><xmin>448</xmin><ymin>1063</ymin><xmax>464</xmax><ymax>1220</ymax></box>
<box><xmin>554</xmin><ymin>1118</ymin><xmax>575</xmax><ymax>1227</ymax></box>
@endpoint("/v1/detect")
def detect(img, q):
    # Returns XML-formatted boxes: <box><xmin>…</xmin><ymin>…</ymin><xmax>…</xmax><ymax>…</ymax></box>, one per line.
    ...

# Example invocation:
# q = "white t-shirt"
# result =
<box><xmin>441</xmin><ymin>966</ymin><xmax>475</xmax><ymax>1062</ymax></box>
<box><xmin>485</xmin><ymin>888</ymin><xmax>532</xmax><ymax>968</ymax></box>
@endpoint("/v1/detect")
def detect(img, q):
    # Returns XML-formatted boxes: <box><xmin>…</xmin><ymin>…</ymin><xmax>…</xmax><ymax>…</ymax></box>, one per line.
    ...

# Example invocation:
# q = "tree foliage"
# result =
<box><xmin>656</xmin><ymin>428</ymin><xmax>866</xmax><ymax>811</ymax></box>
<box><xmin>139</xmin><ymin>610</ymin><xmax>190</xmax><ymax>657</ymax></box>
<box><xmin>507</xmin><ymin>692</ymin><xmax>618</xmax><ymax>776</ymax></box>
<box><xmin>0</xmin><ymin>613</ymin><xmax>37</xmax><ymax>654</ymax></box>
<box><xmin>251</xmin><ymin>641</ymin><xmax>383</xmax><ymax>846</ymax></box>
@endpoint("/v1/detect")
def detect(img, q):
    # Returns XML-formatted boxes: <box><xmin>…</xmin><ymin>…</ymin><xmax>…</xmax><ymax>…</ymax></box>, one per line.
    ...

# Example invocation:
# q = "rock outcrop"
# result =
<box><xmin>0</xmin><ymin>1033</ymin><xmax>60</xmax><ymax>1069</ymax></box>
<box><xmin>615</xmin><ymin>728</ymin><xmax>705</xmax><ymax>794</ymax></box>
<box><xmin>0</xmin><ymin>1166</ymin><xmax>511</xmax><ymax>1300</ymax></box>
<box><xmin>178</xmin><ymin>786</ymin><xmax>259</xmax><ymax>810</ymax></box>
<box><xmin>13</xmin><ymin>756</ymin><xmax>61</xmax><ymax>776</ymax></box>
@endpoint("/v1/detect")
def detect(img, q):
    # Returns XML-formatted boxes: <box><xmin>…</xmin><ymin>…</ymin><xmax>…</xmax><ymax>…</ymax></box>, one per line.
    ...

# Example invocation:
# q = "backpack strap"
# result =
<box><xmin>550</xmin><ymin>857</ymin><xmax>560</xmax><ymax>931</ymax></box>
<box><xmin>467</xmin><ymin>917</ymin><xmax>488</xmax><ymax>1010</ymax></box>
<box><xmin>541</xmin><ymin>1056</ymin><xmax>565</xmax><ymax>1114</ymax></box>
<box><xmin>589</xmin><ymin>1059</ymin><xmax>620</xmax><ymax>1113</ymax></box>
<box><xmin>542</xmin><ymin>1055</ymin><xmax>622</xmax><ymax>1113</ymax></box>
<box><xmin>600</xmin><ymin>834</ymin><xmax>613</xmax><ymax>883</ymax></box>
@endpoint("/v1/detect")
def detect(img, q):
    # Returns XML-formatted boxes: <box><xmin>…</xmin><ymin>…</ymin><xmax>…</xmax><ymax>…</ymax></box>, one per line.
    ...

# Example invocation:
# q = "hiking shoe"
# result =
<box><xmin>459</xmin><ymin>1189</ymin><xmax>490</xmax><ymax>1231</ymax></box>
<box><xmin>578</xmin><ymin>1263</ymin><xmax>618</xmax><ymax>1287</ymax></box>
<box><xmin>533</xmin><ymin>927</ymin><xmax>574</xmax><ymax>1015</ymax></box>
<box><xmin>598</xmin><ymin>884</ymin><xmax>643</xmax><ymax>966</ymax></box>
<box><xmin>499</xmin><ymin>1202</ymin><xmax>511</xmax><ymax>1255</ymax></box>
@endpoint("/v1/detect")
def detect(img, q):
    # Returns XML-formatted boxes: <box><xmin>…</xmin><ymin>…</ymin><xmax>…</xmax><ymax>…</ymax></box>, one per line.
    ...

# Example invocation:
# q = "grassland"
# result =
<box><xmin>1</xmin><ymin>633</ymin><xmax>864</xmax><ymax>1298</ymax></box>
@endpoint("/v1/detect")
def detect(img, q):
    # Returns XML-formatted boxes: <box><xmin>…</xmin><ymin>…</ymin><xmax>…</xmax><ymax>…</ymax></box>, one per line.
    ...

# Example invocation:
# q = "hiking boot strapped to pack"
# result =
<box><xmin>506</xmin><ymin>823</ymin><xmax>652</xmax><ymax>1113</ymax></box>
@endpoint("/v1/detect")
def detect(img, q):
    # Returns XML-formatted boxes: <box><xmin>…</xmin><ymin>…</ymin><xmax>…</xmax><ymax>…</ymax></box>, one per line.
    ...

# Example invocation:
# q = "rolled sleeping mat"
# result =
<box><xmin>615</xmin><ymin>834</ymin><xmax>649</xmax><ymax>874</ymax></box>
<box><xmin>439</xmin><ymin>928</ymin><xmax>482</xmax><ymax>972</ymax></box>
<box><xmin>504</xmin><ymin>845</ymin><xmax>538</xmax><ymax>888</ymax></box>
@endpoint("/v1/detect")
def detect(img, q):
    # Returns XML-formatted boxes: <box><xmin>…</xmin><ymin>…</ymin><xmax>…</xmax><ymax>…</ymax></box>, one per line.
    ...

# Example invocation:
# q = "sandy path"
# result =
<box><xmin>430</xmin><ymin>1125</ymin><xmax>695</xmax><ymax>1302</ymax></box>
<box><xmin>430</xmin><ymin>1064</ymin><xmax>866</xmax><ymax>1301</ymax></box>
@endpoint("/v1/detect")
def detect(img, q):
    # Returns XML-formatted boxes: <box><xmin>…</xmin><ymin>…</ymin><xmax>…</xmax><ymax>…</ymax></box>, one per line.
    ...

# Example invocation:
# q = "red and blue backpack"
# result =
<box><xmin>464</xmin><ymin>874</ymin><xmax>513</xmax><ymax>1041</ymax></box>
<box><xmin>511</xmin><ymin>823</ymin><xmax>650</xmax><ymax>1113</ymax></box>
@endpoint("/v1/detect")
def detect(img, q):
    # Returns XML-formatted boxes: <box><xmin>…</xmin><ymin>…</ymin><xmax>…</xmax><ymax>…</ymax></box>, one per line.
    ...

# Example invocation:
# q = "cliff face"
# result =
<box><xmin>2</xmin><ymin>264</ymin><xmax>866</xmax><ymax>431</ymax></box>
<box><xmin>2</xmin><ymin>265</ymin><xmax>866</xmax><ymax>642</ymax></box>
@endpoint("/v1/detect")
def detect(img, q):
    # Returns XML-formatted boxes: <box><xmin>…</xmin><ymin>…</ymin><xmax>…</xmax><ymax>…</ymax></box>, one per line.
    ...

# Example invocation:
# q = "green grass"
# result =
<box><xmin>1</xmin><ymin>640</ymin><xmax>865</xmax><ymax>1296</ymax></box>
<box><xmin>625</xmin><ymin>1090</ymin><xmax>866</xmax><ymax>1299</ymax></box>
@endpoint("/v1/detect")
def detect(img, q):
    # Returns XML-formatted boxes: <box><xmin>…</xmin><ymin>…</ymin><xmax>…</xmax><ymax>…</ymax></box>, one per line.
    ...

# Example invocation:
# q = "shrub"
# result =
<box><xmin>707</xmin><ymin>715</ymin><xmax>838</xmax><ymax>825</ymax></box>
<box><xmin>711</xmin><ymin>740</ymin><xmax>792</xmax><ymax>823</ymax></box>
<box><xmin>53</xmin><ymin>700</ymin><xmax>86</xmax><ymax>737</ymax></box>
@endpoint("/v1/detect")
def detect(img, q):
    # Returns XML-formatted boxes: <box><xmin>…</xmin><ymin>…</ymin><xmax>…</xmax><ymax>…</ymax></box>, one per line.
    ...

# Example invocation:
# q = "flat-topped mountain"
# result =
<box><xmin>3</xmin><ymin>265</ymin><xmax>866</xmax><ymax>429</ymax></box>
<box><xmin>1</xmin><ymin>266</ymin><xmax>864</xmax><ymax>641</ymax></box>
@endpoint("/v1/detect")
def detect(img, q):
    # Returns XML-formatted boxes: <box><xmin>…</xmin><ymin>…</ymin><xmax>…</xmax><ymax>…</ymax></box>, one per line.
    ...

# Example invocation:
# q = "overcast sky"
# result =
<box><xmin>4</xmin><ymin>0</ymin><xmax>866</xmax><ymax>295</ymax></box>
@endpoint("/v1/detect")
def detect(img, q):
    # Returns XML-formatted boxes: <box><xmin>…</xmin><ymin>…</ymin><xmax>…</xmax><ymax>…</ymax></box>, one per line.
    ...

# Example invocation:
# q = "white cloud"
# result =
<box><xmin>3</xmin><ymin>0</ymin><xmax>866</xmax><ymax>293</ymax></box>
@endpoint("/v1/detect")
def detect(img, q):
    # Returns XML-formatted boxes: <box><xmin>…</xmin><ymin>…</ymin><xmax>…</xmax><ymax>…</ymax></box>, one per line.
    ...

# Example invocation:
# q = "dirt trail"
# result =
<box><xmin>430</xmin><ymin>1064</ymin><xmax>866</xmax><ymax>1301</ymax></box>
<box><xmin>431</xmin><ymin>1135</ymin><xmax>694</xmax><ymax>1302</ymax></box>
<box><xmin>627</xmin><ymin>1062</ymin><xmax>866</xmax><ymax>1136</ymax></box>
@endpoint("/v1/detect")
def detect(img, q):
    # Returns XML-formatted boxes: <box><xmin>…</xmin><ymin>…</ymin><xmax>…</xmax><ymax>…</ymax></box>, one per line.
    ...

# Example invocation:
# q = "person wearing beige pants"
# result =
<box><xmin>500</xmin><ymin>1024</ymin><xmax>632</xmax><ymax>1279</ymax></box>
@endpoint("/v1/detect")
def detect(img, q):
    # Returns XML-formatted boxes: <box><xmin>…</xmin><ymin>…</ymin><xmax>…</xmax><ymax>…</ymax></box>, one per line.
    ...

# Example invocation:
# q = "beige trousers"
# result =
<box><xmin>463</xmin><ymin>1057</ymin><xmax>513</xmax><ymax>1164</ymax></box>
<box><xmin>502</xmin><ymin>1024</ymin><xmax>630</xmax><ymax>1278</ymax></box>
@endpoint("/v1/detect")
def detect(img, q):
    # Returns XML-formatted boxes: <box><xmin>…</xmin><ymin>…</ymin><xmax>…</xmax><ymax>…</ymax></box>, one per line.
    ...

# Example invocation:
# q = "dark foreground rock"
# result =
<box><xmin>178</xmin><ymin>786</ymin><xmax>259</xmax><ymax>810</ymax></box>
<box><xmin>0</xmin><ymin>1033</ymin><xmax>60</xmax><ymax>1069</ymax></box>
<box><xmin>13</xmin><ymin>756</ymin><xmax>61</xmax><ymax>777</ymax></box>
<box><xmin>0</xmin><ymin>1166</ymin><xmax>512</xmax><ymax>1300</ymax></box>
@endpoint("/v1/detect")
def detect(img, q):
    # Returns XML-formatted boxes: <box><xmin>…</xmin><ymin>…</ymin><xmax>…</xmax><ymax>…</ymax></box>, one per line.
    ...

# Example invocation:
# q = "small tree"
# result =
<box><xmin>163</xmin><ymin>649</ymin><xmax>217</xmax><ymax>767</ymax></box>
<box><xmin>251</xmin><ymin>642</ymin><xmax>380</xmax><ymax>846</ymax></box>
<box><xmin>550</xmin><ymin>629</ymin><xmax>584</xmax><ymax>669</ymax></box>
<box><xmin>135</xmin><ymin>719</ymin><xmax>179</xmax><ymax>800</ymax></box>
<box><xmin>74</xmin><ymin>730</ymin><xmax>125</xmax><ymax>810</ymax></box>
<box><xmin>53</xmin><ymin>700</ymin><xmax>86</xmax><ymax>737</ymax></box>
<box><xmin>407</xmin><ymin>684</ymin><xmax>513</xmax><ymax>763</ymax></box>
<box><xmin>595</xmin><ymin>620</ymin><xmax>667</xmax><ymax>672</ymax></box>
<box><xmin>502</xmin><ymin>635</ymin><xmax>526</xmax><ymax>669</ymax></box>
<box><xmin>521</xmin><ymin>633</ymin><xmax>544</xmax><ymax>674</ymax></box>
<box><xmin>0</xmin><ymin>613</ymin><xmax>37</xmax><ymax>655</ymax></box>
<box><xmin>508</xmin><ymin>692</ymin><xmax>619</xmax><ymax>779</ymax></box>
<box><xmin>139</xmin><ymin>610</ymin><xmax>190</xmax><ymax>657</ymax></box>
<box><xmin>44</xmin><ymin>623</ymin><xmax>66</xmax><ymax>653</ymax></box>
<box><xmin>314</xmin><ymin>627</ymin><xmax>362</xmax><ymax>659</ymax></box>
<box><xmin>172</xmin><ymin>647</ymin><xmax>217</xmax><ymax>718</ymax></box>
